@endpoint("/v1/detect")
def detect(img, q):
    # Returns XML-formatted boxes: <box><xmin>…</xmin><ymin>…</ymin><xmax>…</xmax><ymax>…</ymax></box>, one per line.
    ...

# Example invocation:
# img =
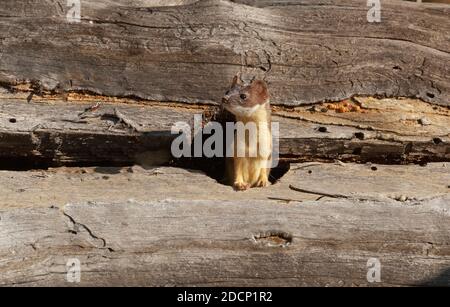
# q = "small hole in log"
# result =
<box><xmin>173</xmin><ymin>156</ymin><xmax>290</xmax><ymax>186</ymax></box>
<box><xmin>9</xmin><ymin>118</ymin><xmax>17</xmax><ymax>123</ymax></box>
<box><xmin>269</xmin><ymin>162</ymin><xmax>290</xmax><ymax>184</ymax></box>
<box><xmin>433</xmin><ymin>138</ymin><xmax>442</xmax><ymax>145</ymax></box>
<box><xmin>172</xmin><ymin>109</ymin><xmax>292</xmax><ymax>186</ymax></box>
<box><xmin>253</xmin><ymin>231</ymin><xmax>292</xmax><ymax>247</ymax></box>
<box><xmin>318</xmin><ymin>126</ymin><xmax>328</xmax><ymax>133</ymax></box>
<box><xmin>308</xmin><ymin>170</ymin><xmax>312</xmax><ymax>174</ymax></box>
<box><xmin>426</xmin><ymin>92</ymin><xmax>435</xmax><ymax>99</ymax></box>
<box><xmin>392</xmin><ymin>66</ymin><xmax>401</xmax><ymax>70</ymax></box>
<box><xmin>354</xmin><ymin>132</ymin><xmax>365</xmax><ymax>140</ymax></box>
<box><xmin>371</xmin><ymin>166</ymin><xmax>378</xmax><ymax>171</ymax></box>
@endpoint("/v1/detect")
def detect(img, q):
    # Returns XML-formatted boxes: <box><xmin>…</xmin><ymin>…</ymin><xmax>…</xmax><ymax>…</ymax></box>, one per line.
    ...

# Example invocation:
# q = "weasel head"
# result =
<box><xmin>222</xmin><ymin>74</ymin><xmax>270</xmax><ymax>118</ymax></box>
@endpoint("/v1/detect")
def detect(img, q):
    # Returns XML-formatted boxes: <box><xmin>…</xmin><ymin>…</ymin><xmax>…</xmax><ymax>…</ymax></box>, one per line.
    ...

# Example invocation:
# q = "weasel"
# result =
<box><xmin>221</xmin><ymin>74</ymin><xmax>272</xmax><ymax>191</ymax></box>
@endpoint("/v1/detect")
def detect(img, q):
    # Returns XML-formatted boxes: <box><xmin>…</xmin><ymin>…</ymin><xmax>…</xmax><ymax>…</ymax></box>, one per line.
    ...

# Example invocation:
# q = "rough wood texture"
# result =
<box><xmin>0</xmin><ymin>97</ymin><xmax>199</xmax><ymax>167</ymax></box>
<box><xmin>1</xmin><ymin>162</ymin><xmax>448</xmax><ymax>209</ymax></box>
<box><xmin>276</xmin><ymin>97</ymin><xmax>450</xmax><ymax>163</ymax></box>
<box><xmin>0</xmin><ymin>0</ymin><xmax>449</xmax><ymax>287</ymax></box>
<box><xmin>0</xmin><ymin>0</ymin><xmax>448</xmax><ymax>106</ymax></box>
<box><xmin>0</xmin><ymin>96</ymin><xmax>449</xmax><ymax>166</ymax></box>
<box><xmin>0</xmin><ymin>163</ymin><xmax>449</xmax><ymax>286</ymax></box>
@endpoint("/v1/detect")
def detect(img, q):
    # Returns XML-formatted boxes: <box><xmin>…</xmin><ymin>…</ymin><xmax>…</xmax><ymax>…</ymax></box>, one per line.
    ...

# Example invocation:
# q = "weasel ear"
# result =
<box><xmin>250</xmin><ymin>80</ymin><xmax>269</xmax><ymax>101</ymax></box>
<box><xmin>231</xmin><ymin>73</ymin><xmax>243</xmax><ymax>87</ymax></box>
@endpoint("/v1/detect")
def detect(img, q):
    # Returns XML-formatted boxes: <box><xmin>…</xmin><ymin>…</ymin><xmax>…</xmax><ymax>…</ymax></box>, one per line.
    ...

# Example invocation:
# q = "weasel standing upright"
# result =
<box><xmin>221</xmin><ymin>74</ymin><xmax>272</xmax><ymax>191</ymax></box>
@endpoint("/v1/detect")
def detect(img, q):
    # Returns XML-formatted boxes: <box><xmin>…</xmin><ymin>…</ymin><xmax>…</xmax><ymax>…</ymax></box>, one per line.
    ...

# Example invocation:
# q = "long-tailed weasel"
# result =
<box><xmin>221</xmin><ymin>74</ymin><xmax>272</xmax><ymax>191</ymax></box>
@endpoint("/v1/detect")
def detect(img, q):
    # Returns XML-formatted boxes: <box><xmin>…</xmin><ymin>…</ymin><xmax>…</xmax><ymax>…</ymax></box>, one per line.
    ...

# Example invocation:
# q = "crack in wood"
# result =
<box><xmin>63</xmin><ymin>210</ymin><xmax>109</xmax><ymax>250</ymax></box>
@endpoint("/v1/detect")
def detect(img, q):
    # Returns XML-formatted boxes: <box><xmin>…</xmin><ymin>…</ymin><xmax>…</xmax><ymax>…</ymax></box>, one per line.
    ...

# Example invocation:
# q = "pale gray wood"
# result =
<box><xmin>0</xmin><ymin>97</ymin><xmax>448</xmax><ymax>166</ymax></box>
<box><xmin>0</xmin><ymin>163</ymin><xmax>448</xmax><ymax>286</ymax></box>
<box><xmin>1</xmin><ymin>163</ymin><xmax>448</xmax><ymax>209</ymax></box>
<box><xmin>0</xmin><ymin>0</ymin><xmax>448</xmax><ymax>106</ymax></box>
<box><xmin>0</xmin><ymin>198</ymin><xmax>449</xmax><ymax>286</ymax></box>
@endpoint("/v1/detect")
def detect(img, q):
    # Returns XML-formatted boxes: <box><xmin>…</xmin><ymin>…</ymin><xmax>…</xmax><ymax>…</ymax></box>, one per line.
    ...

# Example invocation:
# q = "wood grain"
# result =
<box><xmin>0</xmin><ymin>163</ymin><xmax>449</xmax><ymax>286</ymax></box>
<box><xmin>0</xmin><ymin>96</ymin><xmax>448</xmax><ymax>166</ymax></box>
<box><xmin>0</xmin><ymin>0</ymin><xmax>449</xmax><ymax>287</ymax></box>
<box><xmin>0</xmin><ymin>0</ymin><xmax>448</xmax><ymax>106</ymax></box>
<box><xmin>2</xmin><ymin>162</ymin><xmax>448</xmax><ymax>209</ymax></box>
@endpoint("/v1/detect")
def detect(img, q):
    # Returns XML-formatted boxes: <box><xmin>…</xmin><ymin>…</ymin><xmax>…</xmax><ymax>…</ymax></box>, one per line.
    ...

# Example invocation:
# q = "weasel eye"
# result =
<box><xmin>240</xmin><ymin>94</ymin><xmax>247</xmax><ymax>100</ymax></box>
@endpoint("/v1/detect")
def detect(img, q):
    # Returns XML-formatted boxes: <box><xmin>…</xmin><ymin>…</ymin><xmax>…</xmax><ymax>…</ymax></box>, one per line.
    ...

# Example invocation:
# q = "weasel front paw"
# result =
<box><xmin>233</xmin><ymin>181</ymin><xmax>250</xmax><ymax>191</ymax></box>
<box><xmin>255</xmin><ymin>179</ymin><xmax>270</xmax><ymax>188</ymax></box>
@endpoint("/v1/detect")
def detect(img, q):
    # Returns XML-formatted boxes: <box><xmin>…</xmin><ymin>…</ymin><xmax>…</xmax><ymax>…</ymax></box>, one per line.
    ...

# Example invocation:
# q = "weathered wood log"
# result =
<box><xmin>0</xmin><ymin>0</ymin><xmax>448</xmax><ymax>106</ymax></box>
<box><xmin>0</xmin><ymin>96</ymin><xmax>198</xmax><ymax>167</ymax></box>
<box><xmin>1</xmin><ymin>162</ymin><xmax>448</xmax><ymax>208</ymax></box>
<box><xmin>0</xmin><ymin>94</ymin><xmax>448</xmax><ymax>166</ymax></box>
<box><xmin>276</xmin><ymin>96</ymin><xmax>450</xmax><ymax>163</ymax></box>
<box><xmin>0</xmin><ymin>163</ymin><xmax>449</xmax><ymax>286</ymax></box>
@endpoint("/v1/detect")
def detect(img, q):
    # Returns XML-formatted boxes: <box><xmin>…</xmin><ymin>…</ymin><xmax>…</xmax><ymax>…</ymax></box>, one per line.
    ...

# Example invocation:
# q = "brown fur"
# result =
<box><xmin>222</xmin><ymin>75</ymin><xmax>272</xmax><ymax>191</ymax></box>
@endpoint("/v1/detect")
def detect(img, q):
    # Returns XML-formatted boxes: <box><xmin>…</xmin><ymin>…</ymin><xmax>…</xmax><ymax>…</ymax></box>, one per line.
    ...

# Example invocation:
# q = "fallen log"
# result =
<box><xmin>0</xmin><ymin>95</ymin><xmax>448</xmax><ymax>167</ymax></box>
<box><xmin>0</xmin><ymin>0</ymin><xmax>448</xmax><ymax>105</ymax></box>
<box><xmin>0</xmin><ymin>163</ymin><xmax>449</xmax><ymax>286</ymax></box>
